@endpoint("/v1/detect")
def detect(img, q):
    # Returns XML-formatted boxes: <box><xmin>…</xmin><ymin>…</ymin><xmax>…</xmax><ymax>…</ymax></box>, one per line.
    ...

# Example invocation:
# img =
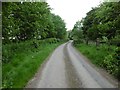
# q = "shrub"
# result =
<box><xmin>2</xmin><ymin>38</ymin><xmax>59</xmax><ymax>64</ymax></box>
<box><xmin>103</xmin><ymin>50</ymin><xmax>119</xmax><ymax>80</ymax></box>
<box><xmin>73</xmin><ymin>39</ymin><xmax>83</xmax><ymax>45</ymax></box>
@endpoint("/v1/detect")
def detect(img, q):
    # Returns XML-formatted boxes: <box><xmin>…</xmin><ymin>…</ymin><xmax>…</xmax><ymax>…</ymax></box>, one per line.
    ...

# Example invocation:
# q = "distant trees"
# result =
<box><xmin>71</xmin><ymin>20</ymin><xmax>83</xmax><ymax>40</ymax></box>
<box><xmin>51</xmin><ymin>14</ymin><xmax>67</xmax><ymax>39</ymax></box>
<box><xmin>2</xmin><ymin>2</ymin><xmax>67</xmax><ymax>44</ymax></box>
<box><xmin>71</xmin><ymin>2</ymin><xmax>120</xmax><ymax>45</ymax></box>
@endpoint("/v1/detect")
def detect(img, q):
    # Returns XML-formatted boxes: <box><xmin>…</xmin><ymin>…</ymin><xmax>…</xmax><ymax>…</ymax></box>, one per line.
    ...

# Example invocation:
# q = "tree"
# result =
<box><xmin>51</xmin><ymin>14</ymin><xmax>67</xmax><ymax>39</ymax></box>
<box><xmin>2</xmin><ymin>2</ymin><xmax>67</xmax><ymax>44</ymax></box>
<box><xmin>81</xmin><ymin>2</ymin><xmax>120</xmax><ymax>42</ymax></box>
<box><xmin>71</xmin><ymin>20</ymin><xmax>83</xmax><ymax>40</ymax></box>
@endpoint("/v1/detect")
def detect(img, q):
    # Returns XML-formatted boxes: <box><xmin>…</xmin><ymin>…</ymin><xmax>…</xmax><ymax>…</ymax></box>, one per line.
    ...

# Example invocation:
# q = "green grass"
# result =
<box><xmin>75</xmin><ymin>43</ymin><xmax>116</xmax><ymax>67</ymax></box>
<box><xmin>2</xmin><ymin>41</ymin><xmax>63</xmax><ymax>88</ymax></box>
<box><xmin>75</xmin><ymin>43</ymin><xmax>120</xmax><ymax>79</ymax></box>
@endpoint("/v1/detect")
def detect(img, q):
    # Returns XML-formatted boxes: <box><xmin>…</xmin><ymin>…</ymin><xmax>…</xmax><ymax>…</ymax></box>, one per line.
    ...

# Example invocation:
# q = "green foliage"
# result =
<box><xmin>2</xmin><ymin>38</ymin><xmax>60</xmax><ymax>64</ymax></box>
<box><xmin>75</xmin><ymin>44</ymin><xmax>110</xmax><ymax>66</ymax></box>
<box><xmin>103</xmin><ymin>54</ymin><xmax>119</xmax><ymax>79</ymax></box>
<box><xmin>80</xmin><ymin>2</ymin><xmax>120</xmax><ymax>41</ymax></box>
<box><xmin>2</xmin><ymin>39</ymin><xmax>63</xmax><ymax>88</ymax></box>
<box><xmin>2</xmin><ymin>1</ymin><xmax>67</xmax><ymax>89</ymax></box>
<box><xmin>110</xmin><ymin>34</ymin><xmax>120</xmax><ymax>46</ymax></box>
<box><xmin>73</xmin><ymin>39</ymin><xmax>83</xmax><ymax>45</ymax></box>
<box><xmin>75</xmin><ymin>43</ymin><xmax>119</xmax><ymax>80</ymax></box>
<box><xmin>51</xmin><ymin>14</ymin><xmax>67</xmax><ymax>39</ymax></box>
<box><xmin>103</xmin><ymin>46</ymin><xmax>120</xmax><ymax>80</ymax></box>
<box><xmin>72</xmin><ymin>1</ymin><xmax>120</xmax><ymax>81</ymax></box>
<box><xmin>2</xmin><ymin>2</ymin><xmax>67</xmax><ymax>88</ymax></box>
<box><xmin>2</xmin><ymin>2</ymin><xmax>67</xmax><ymax>44</ymax></box>
<box><xmin>87</xmin><ymin>25</ymin><xmax>100</xmax><ymax>40</ymax></box>
<box><xmin>70</xmin><ymin>20</ymin><xmax>84</xmax><ymax>41</ymax></box>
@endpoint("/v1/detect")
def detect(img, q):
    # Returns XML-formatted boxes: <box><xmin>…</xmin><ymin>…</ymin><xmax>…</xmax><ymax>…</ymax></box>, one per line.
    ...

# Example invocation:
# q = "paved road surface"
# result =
<box><xmin>26</xmin><ymin>41</ymin><xmax>118</xmax><ymax>88</ymax></box>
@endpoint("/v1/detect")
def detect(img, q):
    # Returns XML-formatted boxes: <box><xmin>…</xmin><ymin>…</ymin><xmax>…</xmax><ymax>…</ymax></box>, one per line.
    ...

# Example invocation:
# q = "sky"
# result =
<box><xmin>47</xmin><ymin>0</ymin><xmax>103</xmax><ymax>31</ymax></box>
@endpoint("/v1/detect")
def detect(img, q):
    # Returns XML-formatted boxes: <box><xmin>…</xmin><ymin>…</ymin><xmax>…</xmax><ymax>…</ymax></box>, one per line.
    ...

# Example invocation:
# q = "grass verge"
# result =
<box><xmin>74</xmin><ymin>43</ymin><xmax>119</xmax><ymax>79</ymax></box>
<box><xmin>2</xmin><ymin>41</ymin><xmax>63</xmax><ymax>88</ymax></box>
<box><xmin>75</xmin><ymin>43</ymin><xmax>115</xmax><ymax>66</ymax></box>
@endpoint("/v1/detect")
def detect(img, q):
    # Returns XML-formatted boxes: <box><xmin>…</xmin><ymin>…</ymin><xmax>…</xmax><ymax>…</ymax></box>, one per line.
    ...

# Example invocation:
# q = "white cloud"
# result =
<box><xmin>47</xmin><ymin>0</ymin><xmax>103</xmax><ymax>30</ymax></box>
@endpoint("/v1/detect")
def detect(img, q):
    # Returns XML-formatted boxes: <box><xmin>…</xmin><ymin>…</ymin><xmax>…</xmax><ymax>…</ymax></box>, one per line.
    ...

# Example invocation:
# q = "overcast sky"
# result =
<box><xmin>47</xmin><ymin>0</ymin><xmax>103</xmax><ymax>30</ymax></box>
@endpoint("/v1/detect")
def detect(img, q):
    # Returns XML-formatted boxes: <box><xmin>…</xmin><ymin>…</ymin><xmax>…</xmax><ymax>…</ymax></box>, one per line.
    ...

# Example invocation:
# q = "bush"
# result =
<box><xmin>73</xmin><ymin>39</ymin><xmax>83</xmax><ymax>45</ymax></box>
<box><xmin>2</xmin><ymin>38</ymin><xmax>64</xmax><ymax>88</ymax></box>
<box><xmin>110</xmin><ymin>39</ymin><xmax>120</xmax><ymax>46</ymax></box>
<box><xmin>100</xmin><ymin>46</ymin><xmax>119</xmax><ymax>80</ymax></box>
<box><xmin>43</xmin><ymin>38</ymin><xmax>59</xmax><ymax>44</ymax></box>
<box><xmin>103</xmin><ymin>54</ymin><xmax>119</xmax><ymax>80</ymax></box>
<box><xmin>2</xmin><ymin>38</ymin><xmax>60</xmax><ymax>64</ymax></box>
<box><xmin>2</xmin><ymin>40</ymin><xmax>34</xmax><ymax>63</ymax></box>
<box><xmin>75</xmin><ymin>43</ymin><xmax>119</xmax><ymax>80</ymax></box>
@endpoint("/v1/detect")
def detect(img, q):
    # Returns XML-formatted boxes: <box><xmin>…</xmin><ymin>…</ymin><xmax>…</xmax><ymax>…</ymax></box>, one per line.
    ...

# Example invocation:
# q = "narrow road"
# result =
<box><xmin>26</xmin><ymin>41</ymin><xmax>118</xmax><ymax>88</ymax></box>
